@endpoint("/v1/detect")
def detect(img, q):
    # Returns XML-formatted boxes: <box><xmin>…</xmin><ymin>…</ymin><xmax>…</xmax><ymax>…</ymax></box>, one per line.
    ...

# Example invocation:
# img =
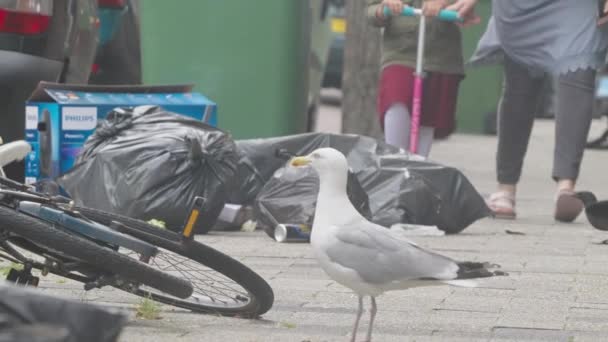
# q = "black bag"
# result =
<box><xmin>58</xmin><ymin>106</ymin><xmax>239</xmax><ymax>234</ymax></box>
<box><xmin>230</xmin><ymin>133</ymin><xmax>396</xmax><ymax>205</ymax></box>
<box><xmin>368</xmin><ymin>155</ymin><xmax>491</xmax><ymax>232</ymax></box>
<box><xmin>0</xmin><ymin>285</ymin><xmax>127</xmax><ymax>342</ymax></box>
<box><xmin>254</xmin><ymin>163</ymin><xmax>372</xmax><ymax>237</ymax></box>
<box><xmin>232</xmin><ymin>133</ymin><xmax>490</xmax><ymax>234</ymax></box>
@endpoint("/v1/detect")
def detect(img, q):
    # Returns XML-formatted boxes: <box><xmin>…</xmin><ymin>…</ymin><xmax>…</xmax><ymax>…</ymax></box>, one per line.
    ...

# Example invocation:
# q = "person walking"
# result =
<box><xmin>450</xmin><ymin>0</ymin><xmax>608</xmax><ymax>222</ymax></box>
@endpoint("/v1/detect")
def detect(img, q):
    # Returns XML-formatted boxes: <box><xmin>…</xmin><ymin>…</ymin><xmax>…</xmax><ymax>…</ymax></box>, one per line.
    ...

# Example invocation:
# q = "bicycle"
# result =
<box><xmin>0</xmin><ymin>138</ymin><xmax>31</xmax><ymax>179</ymax></box>
<box><xmin>0</xmin><ymin>138</ymin><xmax>274</xmax><ymax>318</ymax></box>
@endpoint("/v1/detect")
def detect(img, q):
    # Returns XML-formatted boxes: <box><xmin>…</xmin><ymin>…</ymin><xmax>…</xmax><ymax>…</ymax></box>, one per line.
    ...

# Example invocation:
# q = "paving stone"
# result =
<box><xmin>439</xmin><ymin>295</ymin><xmax>509</xmax><ymax>313</ymax></box>
<box><xmin>491</xmin><ymin>327</ymin><xmax>577</xmax><ymax>342</ymax></box>
<box><xmin>17</xmin><ymin>121</ymin><xmax>608</xmax><ymax>341</ymax></box>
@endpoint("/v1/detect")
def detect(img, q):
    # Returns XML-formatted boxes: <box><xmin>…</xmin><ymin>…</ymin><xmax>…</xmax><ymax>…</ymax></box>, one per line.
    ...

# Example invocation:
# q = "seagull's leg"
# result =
<box><xmin>350</xmin><ymin>295</ymin><xmax>364</xmax><ymax>342</ymax></box>
<box><xmin>364</xmin><ymin>296</ymin><xmax>378</xmax><ymax>342</ymax></box>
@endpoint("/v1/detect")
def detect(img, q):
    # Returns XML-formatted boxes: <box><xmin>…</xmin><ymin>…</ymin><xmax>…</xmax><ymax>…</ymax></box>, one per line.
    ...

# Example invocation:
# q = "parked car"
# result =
<box><xmin>306</xmin><ymin>0</ymin><xmax>335</xmax><ymax>132</ymax></box>
<box><xmin>0</xmin><ymin>0</ymin><xmax>136</xmax><ymax>181</ymax></box>
<box><xmin>89</xmin><ymin>0</ymin><xmax>141</xmax><ymax>85</ymax></box>
<box><xmin>322</xmin><ymin>3</ymin><xmax>345</xmax><ymax>90</ymax></box>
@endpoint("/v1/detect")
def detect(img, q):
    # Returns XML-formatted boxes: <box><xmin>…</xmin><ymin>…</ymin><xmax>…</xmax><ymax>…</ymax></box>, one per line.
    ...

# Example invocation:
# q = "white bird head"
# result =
<box><xmin>290</xmin><ymin>147</ymin><xmax>349</xmax><ymax>179</ymax></box>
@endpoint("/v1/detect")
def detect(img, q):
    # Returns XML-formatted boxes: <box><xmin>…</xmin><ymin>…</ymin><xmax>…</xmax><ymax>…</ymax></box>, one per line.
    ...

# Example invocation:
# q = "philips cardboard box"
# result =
<box><xmin>25</xmin><ymin>82</ymin><xmax>217</xmax><ymax>185</ymax></box>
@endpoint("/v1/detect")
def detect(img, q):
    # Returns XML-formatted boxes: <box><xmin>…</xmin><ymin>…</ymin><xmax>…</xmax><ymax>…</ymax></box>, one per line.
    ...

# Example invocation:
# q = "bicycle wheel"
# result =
<box><xmin>76</xmin><ymin>206</ymin><xmax>274</xmax><ymax>318</ymax></box>
<box><xmin>0</xmin><ymin>205</ymin><xmax>193</xmax><ymax>298</ymax></box>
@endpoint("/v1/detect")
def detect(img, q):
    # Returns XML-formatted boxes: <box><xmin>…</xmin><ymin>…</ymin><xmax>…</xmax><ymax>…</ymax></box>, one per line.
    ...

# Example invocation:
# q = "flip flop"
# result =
<box><xmin>554</xmin><ymin>190</ymin><xmax>584</xmax><ymax>223</ymax></box>
<box><xmin>487</xmin><ymin>191</ymin><xmax>516</xmax><ymax>220</ymax></box>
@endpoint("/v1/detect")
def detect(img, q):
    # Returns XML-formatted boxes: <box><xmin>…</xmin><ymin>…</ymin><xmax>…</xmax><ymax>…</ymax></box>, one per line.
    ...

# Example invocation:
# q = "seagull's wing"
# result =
<box><xmin>324</xmin><ymin>219</ymin><xmax>460</xmax><ymax>285</ymax></box>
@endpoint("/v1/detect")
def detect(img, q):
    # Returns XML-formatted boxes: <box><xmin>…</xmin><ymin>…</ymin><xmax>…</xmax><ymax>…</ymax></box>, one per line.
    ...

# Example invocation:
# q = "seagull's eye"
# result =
<box><xmin>312</xmin><ymin>152</ymin><xmax>321</xmax><ymax>159</ymax></box>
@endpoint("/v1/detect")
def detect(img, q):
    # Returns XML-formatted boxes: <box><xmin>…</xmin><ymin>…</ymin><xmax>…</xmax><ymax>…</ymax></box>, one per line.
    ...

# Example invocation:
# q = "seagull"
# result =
<box><xmin>290</xmin><ymin>147</ymin><xmax>507</xmax><ymax>342</ymax></box>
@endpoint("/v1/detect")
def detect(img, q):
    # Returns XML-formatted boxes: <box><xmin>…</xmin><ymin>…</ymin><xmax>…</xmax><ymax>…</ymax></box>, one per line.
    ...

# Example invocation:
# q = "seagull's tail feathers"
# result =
<box><xmin>455</xmin><ymin>261</ymin><xmax>508</xmax><ymax>280</ymax></box>
<box><xmin>421</xmin><ymin>261</ymin><xmax>506</xmax><ymax>287</ymax></box>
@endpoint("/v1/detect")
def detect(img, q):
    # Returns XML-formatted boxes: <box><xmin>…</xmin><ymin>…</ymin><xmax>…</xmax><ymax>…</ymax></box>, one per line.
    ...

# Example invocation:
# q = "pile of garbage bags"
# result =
<box><xmin>58</xmin><ymin>105</ymin><xmax>488</xmax><ymax>236</ymax></box>
<box><xmin>0</xmin><ymin>284</ymin><xmax>127</xmax><ymax>342</ymax></box>
<box><xmin>59</xmin><ymin>106</ymin><xmax>238</xmax><ymax>234</ymax></box>
<box><xmin>233</xmin><ymin>133</ymin><xmax>491</xmax><ymax>235</ymax></box>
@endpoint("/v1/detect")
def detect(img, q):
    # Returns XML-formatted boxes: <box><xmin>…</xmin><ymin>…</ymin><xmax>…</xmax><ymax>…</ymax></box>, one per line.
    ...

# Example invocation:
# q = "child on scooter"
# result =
<box><xmin>366</xmin><ymin>0</ymin><xmax>469</xmax><ymax>157</ymax></box>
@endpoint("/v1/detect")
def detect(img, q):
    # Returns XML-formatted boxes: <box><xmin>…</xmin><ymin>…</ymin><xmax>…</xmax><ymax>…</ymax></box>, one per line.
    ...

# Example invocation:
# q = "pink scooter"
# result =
<box><xmin>383</xmin><ymin>6</ymin><xmax>461</xmax><ymax>154</ymax></box>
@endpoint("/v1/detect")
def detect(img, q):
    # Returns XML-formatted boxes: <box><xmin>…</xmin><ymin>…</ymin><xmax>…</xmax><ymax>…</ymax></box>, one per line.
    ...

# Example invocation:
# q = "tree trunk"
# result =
<box><xmin>341</xmin><ymin>1</ymin><xmax>383</xmax><ymax>139</ymax></box>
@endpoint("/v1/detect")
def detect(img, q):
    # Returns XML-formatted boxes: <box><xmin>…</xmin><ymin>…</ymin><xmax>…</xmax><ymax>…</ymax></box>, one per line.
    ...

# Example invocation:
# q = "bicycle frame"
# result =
<box><xmin>0</xmin><ymin>138</ymin><xmax>31</xmax><ymax>178</ymax></box>
<box><xmin>0</xmin><ymin>138</ymin><xmax>160</xmax><ymax>288</ymax></box>
<box><xmin>0</xmin><ymin>183</ymin><xmax>158</xmax><ymax>258</ymax></box>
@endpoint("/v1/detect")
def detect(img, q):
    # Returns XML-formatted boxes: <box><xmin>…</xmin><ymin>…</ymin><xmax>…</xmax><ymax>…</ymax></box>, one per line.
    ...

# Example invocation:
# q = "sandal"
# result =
<box><xmin>554</xmin><ymin>189</ymin><xmax>584</xmax><ymax>223</ymax></box>
<box><xmin>487</xmin><ymin>191</ymin><xmax>516</xmax><ymax>220</ymax></box>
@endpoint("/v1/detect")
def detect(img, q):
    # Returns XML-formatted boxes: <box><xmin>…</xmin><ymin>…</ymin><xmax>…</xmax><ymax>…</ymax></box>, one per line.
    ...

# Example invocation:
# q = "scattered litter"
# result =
<box><xmin>241</xmin><ymin>220</ymin><xmax>258</xmax><ymax>232</ymax></box>
<box><xmin>390</xmin><ymin>224</ymin><xmax>445</xmax><ymax>236</ymax></box>
<box><xmin>279</xmin><ymin>321</ymin><xmax>297</xmax><ymax>329</ymax></box>
<box><xmin>505</xmin><ymin>230</ymin><xmax>526</xmax><ymax>235</ymax></box>
<box><xmin>147</xmin><ymin>219</ymin><xmax>167</xmax><ymax>229</ymax></box>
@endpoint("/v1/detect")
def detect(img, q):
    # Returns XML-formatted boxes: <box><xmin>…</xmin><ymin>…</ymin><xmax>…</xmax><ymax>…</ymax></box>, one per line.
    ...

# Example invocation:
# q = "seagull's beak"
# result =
<box><xmin>290</xmin><ymin>156</ymin><xmax>312</xmax><ymax>167</ymax></box>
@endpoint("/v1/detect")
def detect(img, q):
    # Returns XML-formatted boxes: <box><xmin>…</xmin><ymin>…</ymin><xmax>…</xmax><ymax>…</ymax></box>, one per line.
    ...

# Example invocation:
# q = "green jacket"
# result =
<box><xmin>366</xmin><ymin>0</ymin><xmax>464</xmax><ymax>75</ymax></box>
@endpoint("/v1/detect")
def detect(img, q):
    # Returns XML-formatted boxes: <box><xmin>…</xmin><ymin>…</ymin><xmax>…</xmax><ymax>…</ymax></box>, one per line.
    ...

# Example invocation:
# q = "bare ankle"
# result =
<box><xmin>498</xmin><ymin>184</ymin><xmax>516</xmax><ymax>196</ymax></box>
<box><xmin>557</xmin><ymin>179</ymin><xmax>576</xmax><ymax>192</ymax></box>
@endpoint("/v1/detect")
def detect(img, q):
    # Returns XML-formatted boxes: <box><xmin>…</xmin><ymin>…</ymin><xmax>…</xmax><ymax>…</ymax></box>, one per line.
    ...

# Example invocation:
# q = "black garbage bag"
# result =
<box><xmin>356</xmin><ymin>165</ymin><xmax>442</xmax><ymax>228</ymax></box>
<box><xmin>58</xmin><ymin>106</ymin><xmax>239</xmax><ymax>234</ymax></box>
<box><xmin>0</xmin><ymin>284</ymin><xmax>127</xmax><ymax>342</ymax></box>
<box><xmin>371</xmin><ymin>155</ymin><xmax>491</xmax><ymax>232</ymax></box>
<box><xmin>228</xmin><ymin>155</ymin><xmax>266</xmax><ymax>205</ymax></box>
<box><xmin>254</xmin><ymin>163</ymin><xmax>372</xmax><ymax>237</ymax></box>
<box><xmin>233</xmin><ymin>133</ymin><xmax>490</xmax><ymax>234</ymax></box>
<box><xmin>229</xmin><ymin>133</ymin><xmax>397</xmax><ymax>204</ymax></box>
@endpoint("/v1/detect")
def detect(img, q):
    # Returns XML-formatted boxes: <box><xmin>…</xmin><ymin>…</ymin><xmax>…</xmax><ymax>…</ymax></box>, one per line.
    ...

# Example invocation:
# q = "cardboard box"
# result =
<box><xmin>24</xmin><ymin>82</ymin><xmax>217</xmax><ymax>185</ymax></box>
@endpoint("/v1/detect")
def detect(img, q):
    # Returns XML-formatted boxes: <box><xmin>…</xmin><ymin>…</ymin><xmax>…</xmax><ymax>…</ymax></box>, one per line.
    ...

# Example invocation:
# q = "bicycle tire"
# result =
<box><xmin>0</xmin><ymin>205</ymin><xmax>193</xmax><ymax>299</ymax></box>
<box><xmin>76</xmin><ymin>206</ymin><xmax>275</xmax><ymax>317</ymax></box>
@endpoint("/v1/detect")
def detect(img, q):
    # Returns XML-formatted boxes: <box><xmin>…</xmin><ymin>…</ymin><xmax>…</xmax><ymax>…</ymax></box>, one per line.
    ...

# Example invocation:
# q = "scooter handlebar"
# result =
<box><xmin>382</xmin><ymin>6</ymin><xmax>462</xmax><ymax>22</ymax></box>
